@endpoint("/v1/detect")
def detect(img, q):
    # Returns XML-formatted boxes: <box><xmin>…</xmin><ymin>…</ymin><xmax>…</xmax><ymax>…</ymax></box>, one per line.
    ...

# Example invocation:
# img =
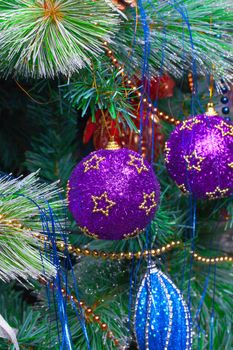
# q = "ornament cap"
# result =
<box><xmin>105</xmin><ymin>137</ymin><xmax>121</xmax><ymax>150</ymax></box>
<box><xmin>205</xmin><ymin>102</ymin><xmax>218</xmax><ymax>116</ymax></box>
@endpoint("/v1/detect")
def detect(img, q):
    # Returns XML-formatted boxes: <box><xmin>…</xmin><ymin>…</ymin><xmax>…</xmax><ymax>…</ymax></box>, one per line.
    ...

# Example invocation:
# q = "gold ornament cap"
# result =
<box><xmin>105</xmin><ymin>136</ymin><xmax>121</xmax><ymax>150</ymax></box>
<box><xmin>205</xmin><ymin>102</ymin><xmax>218</xmax><ymax>116</ymax></box>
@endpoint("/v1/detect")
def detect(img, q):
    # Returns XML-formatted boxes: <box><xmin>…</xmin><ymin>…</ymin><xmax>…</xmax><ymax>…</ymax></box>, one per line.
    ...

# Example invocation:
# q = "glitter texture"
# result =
<box><xmin>68</xmin><ymin>148</ymin><xmax>160</xmax><ymax>240</ymax></box>
<box><xmin>134</xmin><ymin>265</ymin><xmax>192</xmax><ymax>350</ymax></box>
<box><xmin>165</xmin><ymin>114</ymin><xmax>233</xmax><ymax>199</ymax></box>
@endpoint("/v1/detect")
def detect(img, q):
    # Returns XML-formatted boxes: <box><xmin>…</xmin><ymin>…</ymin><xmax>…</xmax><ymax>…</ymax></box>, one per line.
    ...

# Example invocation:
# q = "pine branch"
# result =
<box><xmin>0</xmin><ymin>282</ymin><xmax>51</xmax><ymax>350</ymax></box>
<box><xmin>112</xmin><ymin>0</ymin><xmax>233</xmax><ymax>89</ymax></box>
<box><xmin>0</xmin><ymin>0</ymin><xmax>120</xmax><ymax>78</ymax></box>
<box><xmin>62</xmin><ymin>59</ymin><xmax>138</xmax><ymax>131</ymax></box>
<box><xmin>0</xmin><ymin>171</ymin><xmax>65</xmax><ymax>282</ymax></box>
<box><xmin>25</xmin><ymin>101</ymin><xmax>78</xmax><ymax>186</ymax></box>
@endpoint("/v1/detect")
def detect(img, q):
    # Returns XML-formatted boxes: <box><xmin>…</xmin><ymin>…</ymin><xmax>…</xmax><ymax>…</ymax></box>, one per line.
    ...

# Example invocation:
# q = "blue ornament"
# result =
<box><xmin>222</xmin><ymin>106</ymin><xmax>230</xmax><ymax>114</ymax></box>
<box><xmin>134</xmin><ymin>265</ymin><xmax>192</xmax><ymax>350</ymax></box>
<box><xmin>221</xmin><ymin>96</ymin><xmax>229</xmax><ymax>104</ymax></box>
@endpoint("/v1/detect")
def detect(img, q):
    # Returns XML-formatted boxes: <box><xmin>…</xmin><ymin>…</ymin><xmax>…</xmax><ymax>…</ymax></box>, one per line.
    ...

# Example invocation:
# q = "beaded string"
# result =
<box><xmin>2</xmin><ymin>217</ymin><xmax>232</xmax><ymax>264</ymax></box>
<box><xmin>39</xmin><ymin>277</ymin><xmax>121</xmax><ymax>348</ymax></box>
<box><xmin>188</xmin><ymin>72</ymin><xmax>195</xmax><ymax>94</ymax></box>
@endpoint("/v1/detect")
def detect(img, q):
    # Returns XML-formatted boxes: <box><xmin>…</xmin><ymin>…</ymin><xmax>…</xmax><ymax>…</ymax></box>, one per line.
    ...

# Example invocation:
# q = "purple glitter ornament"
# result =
<box><xmin>67</xmin><ymin>145</ymin><xmax>160</xmax><ymax>240</ymax></box>
<box><xmin>165</xmin><ymin>107</ymin><xmax>233</xmax><ymax>200</ymax></box>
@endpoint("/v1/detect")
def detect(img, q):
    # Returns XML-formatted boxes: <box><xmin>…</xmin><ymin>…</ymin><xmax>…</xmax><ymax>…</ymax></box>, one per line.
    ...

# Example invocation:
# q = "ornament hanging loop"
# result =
<box><xmin>205</xmin><ymin>102</ymin><xmax>218</xmax><ymax>116</ymax></box>
<box><xmin>105</xmin><ymin>136</ymin><xmax>121</xmax><ymax>150</ymax></box>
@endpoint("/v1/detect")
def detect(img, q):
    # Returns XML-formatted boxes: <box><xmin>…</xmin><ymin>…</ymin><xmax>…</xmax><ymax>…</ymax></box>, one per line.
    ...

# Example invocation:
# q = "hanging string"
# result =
<box><xmin>195</xmin><ymin>265</ymin><xmax>211</xmax><ymax>349</ymax></box>
<box><xmin>187</xmin><ymin>195</ymin><xmax>197</xmax><ymax>309</ymax></box>
<box><xmin>210</xmin><ymin>263</ymin><xmax>217</xmax><ymax>350</ymax></box>
<box><xmin>15</xmin><ymin>193</ymin><xmax>91</xmax><ymax>350</ymax></box>
<box><xmin>127</xmin><ymin>257</ymin><xmax>135</xmax><ymax>341</ymax></box>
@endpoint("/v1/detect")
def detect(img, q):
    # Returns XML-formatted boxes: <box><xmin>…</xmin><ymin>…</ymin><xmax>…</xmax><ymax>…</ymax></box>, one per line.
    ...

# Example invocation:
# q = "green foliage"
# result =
<box><xmin>0</xmin><ymin>282</ymin><xmax>49</xmax><ymax>349</ymax></box>
<box><xmin>25</xmin><ymin>98</ymin><xmax>78</xmax><ymax>186</ymax></box>
<box><xmin>62</xmin><ymin>59</ymin><xmax>138</xmax><ymax>131</ymax></box>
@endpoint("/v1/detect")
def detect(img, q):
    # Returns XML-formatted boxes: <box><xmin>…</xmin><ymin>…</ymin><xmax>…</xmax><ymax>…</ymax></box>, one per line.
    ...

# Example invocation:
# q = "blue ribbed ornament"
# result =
<box><xmin>134</xmin><ymin>265</ymin><xmax>192</xmax><ymax>350</ymax></box>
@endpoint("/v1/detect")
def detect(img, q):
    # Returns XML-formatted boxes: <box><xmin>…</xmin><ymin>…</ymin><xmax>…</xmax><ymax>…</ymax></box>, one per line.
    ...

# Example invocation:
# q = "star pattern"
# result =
<box><xmin>92</xmin><ymin>191</ymin><xmax>116</xmax><ymax>216</ymax></box>
<box><xmin>177</xmin><ymin>183</ymin><xmax>190</xmax><ymax>195</ymax></box>
<box><xmin>123</xmin><ymin>228</ymin><xmax>142</xmax><ymax>239</ymax></box>
<box><xmin>215</xmin><ymin>120</ymin><xmax>233</xmax><ymax>137</ymax></box>
<box><xmin>66</xmin><ymin>180</ymin><xmax>71</xmax><ymax>204</ymax></box>
<box><xmin>184</xmin><ymin>150</ymin><xmax>205</xmax><ymax>171</ymax></box>
<box><xmin>83</xmin><ymin>154</ymin><xmax>106</xmax><ymax>173</ymax></box>
<box><xmin>180</xmin><ymin>118</ymin><xmax>201</xmax><ymax>131</ymax></box>
<box><xmin>164</xmin><ymin>142</ymin><xmax>171</xmax><ymax>164</ymax></box>
<box><xmin>206</xmin><ymin>186</ymin><xmax>229</xmax><ymax>200</ymax></box>
<box><xmin>127</xmin><ymin>154</ymin><xmax>148</xmax><ymax>174</ymax></box>
<box><xmin>139</xmin><ymin>192</ymin><xmax>157</xmax><ymax>216</ymax></box>
<box><xmin>80</xmin><ymin>226</ymin><xmax>99</xmax><ymax>239</ymax></box>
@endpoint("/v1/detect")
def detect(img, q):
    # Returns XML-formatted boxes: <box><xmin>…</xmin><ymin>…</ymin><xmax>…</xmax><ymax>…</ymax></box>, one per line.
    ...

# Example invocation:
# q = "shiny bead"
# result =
<box><xmin>101</xmin><ymin>323</ymin><xmax>108</xmax><ymax>331</ymax></box>
<box><xmin>221</xmin><ymin>96</ymin><xmax>229</xmax><ymax>104</ymax></box>
<box><xmin>92</xmin><ymin>250</ymin><xmax>99</xmax><ymax>257</ymax></box>
<box><xmin>86</xmin><ymin>308</ymin><xmax>92</xmax><ymax>314</ymax></box>
<box><xmin>94</xmin><ymin>315</ymin><xmax>100</xmax><ymax>322</ymax></box>
<box><xmin>225</xmin><ymin>117</ymin><xmax>231</xmax><ymax>122</ymax></box>
<box><xmin>216</xmin><ymin>33</ymin><xmax>221</xmax><ymax>39</ymax></box>
<box><xmin>221</xmin><ymin>86</ymin><xmax>228</xmax><ymax>94</ymax></box>
<box><xmin>222</xmin><ymin>106</ymin><xmax>230</xmax><ymax>114</ymax></box>
<box><xmin>107</xmin><ymin>331</ymin><xmax>113</xmax><ymax>339</ymax></box>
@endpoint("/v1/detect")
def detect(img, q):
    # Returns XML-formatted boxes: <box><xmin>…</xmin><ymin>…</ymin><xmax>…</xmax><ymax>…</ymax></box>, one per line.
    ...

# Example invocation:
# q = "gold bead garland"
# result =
<box><xmin>188</xmin><ymin>72</ymin><xmax>195</xmax><ymax>94</ymax></box>
<box><xmin>57</xmin><ymin>240</ymin><xmax>181</xmax><ymax>260</ymax></box>
<box><xmin>1</xmin><ymin>216</ymin><xmax>232</xmax><ymax>265</ymax></box>
<box><xmin>56</xmin><ymin>240</ymin><xmax>233</xmax><ymax>265</ymax></box>
<box><xmin>192</xmin><ymin>252</ymin><xmax>233</xmax><ymax>264</ymax></box>
<box><xmin>39</xmin><ymin>277</ymin><xmax>121</xmax><ymax>348</ymax></box>
<box><xmin>103</xmin><ymin>41</ymin><xmax>180</xmax><ymax>126</ymax></box>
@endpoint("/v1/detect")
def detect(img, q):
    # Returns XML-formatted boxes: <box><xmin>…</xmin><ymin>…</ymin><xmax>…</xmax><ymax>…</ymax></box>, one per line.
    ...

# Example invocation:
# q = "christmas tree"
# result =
<box><xmin>0</xmin><ymin>1</ymin><xmax>232</xmax><ymax>349</ymax></box>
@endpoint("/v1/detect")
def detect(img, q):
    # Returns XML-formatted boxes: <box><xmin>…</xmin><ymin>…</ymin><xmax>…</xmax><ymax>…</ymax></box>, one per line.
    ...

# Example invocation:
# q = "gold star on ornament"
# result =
<box><xmin>164</xmin><ymin>142</ymin><xmax>171</xmax><ymax>164</ymax></box>
<box><xmin>206</xmin><ymin>186</ymin><xmax>229</xmax><ymax>200</ymax></box>
<box><xmin>184</xmin><ymin>150</ymin><xmax>205</xmax><ymax>171</ymax></box>
<box><xmin>92</xmin><ymin>192</ymin><xmax>116</xmax><ymax>216</ymax></box>
<box><xmin>177</xmin><ymin>183</ymin><xmax>190</xmax><ymax>195</ymax></box>
<box><xmin>228</xmin><ymin>162</ymin><xmax>233</xmax><ymax>168</ymax></box>
<box><xmin>180</xmin><ymin>118</ymin><xmax>201</xmax><ymax>131</ymax></box>
<box><xmin>127</xmin><ymin>154</ymin><xmax>148</xmax><ymax>174</ymax></box>
<box><xmin>139</xmin><ymin>192</ymin><xmax>157</xmax><ymax>216</ymax></box>
<box><xmin>215</xmin><ymin>120</ymin><xmax>233</xmax><ymax>137</ymax></box>
<box><xmin>83</xmin><ymin>154</ymin><xmax>106</xmax><ymax>173</ymax></box>
<box><xmin>80</xmin><ymin>226</ymin><xmax>99</xmax><ymax>239</ymax></box>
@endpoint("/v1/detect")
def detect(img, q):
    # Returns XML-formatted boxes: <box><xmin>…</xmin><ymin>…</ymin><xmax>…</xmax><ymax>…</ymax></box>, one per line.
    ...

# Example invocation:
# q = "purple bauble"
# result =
<box><xmin>165</xmin><ymin>111</ymin><xmax>233</xmax><ymax>199</ymax></box>
<box><xmin>68</xmin><ymin>147</ymin><xmax>160</xmax><ymax>240</ymax></box>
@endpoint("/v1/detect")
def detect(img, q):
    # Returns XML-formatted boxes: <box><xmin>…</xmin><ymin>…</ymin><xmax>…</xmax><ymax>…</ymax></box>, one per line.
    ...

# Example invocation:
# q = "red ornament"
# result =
<box><xmin>83</xmin><ymin>109</ymin><xmax>164</xmax><ymax>162</ymax></box>
<box><xmin>138</xmin><ymin>74</ymin><xmax>175</xmax><ymax>100</ymax></box>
